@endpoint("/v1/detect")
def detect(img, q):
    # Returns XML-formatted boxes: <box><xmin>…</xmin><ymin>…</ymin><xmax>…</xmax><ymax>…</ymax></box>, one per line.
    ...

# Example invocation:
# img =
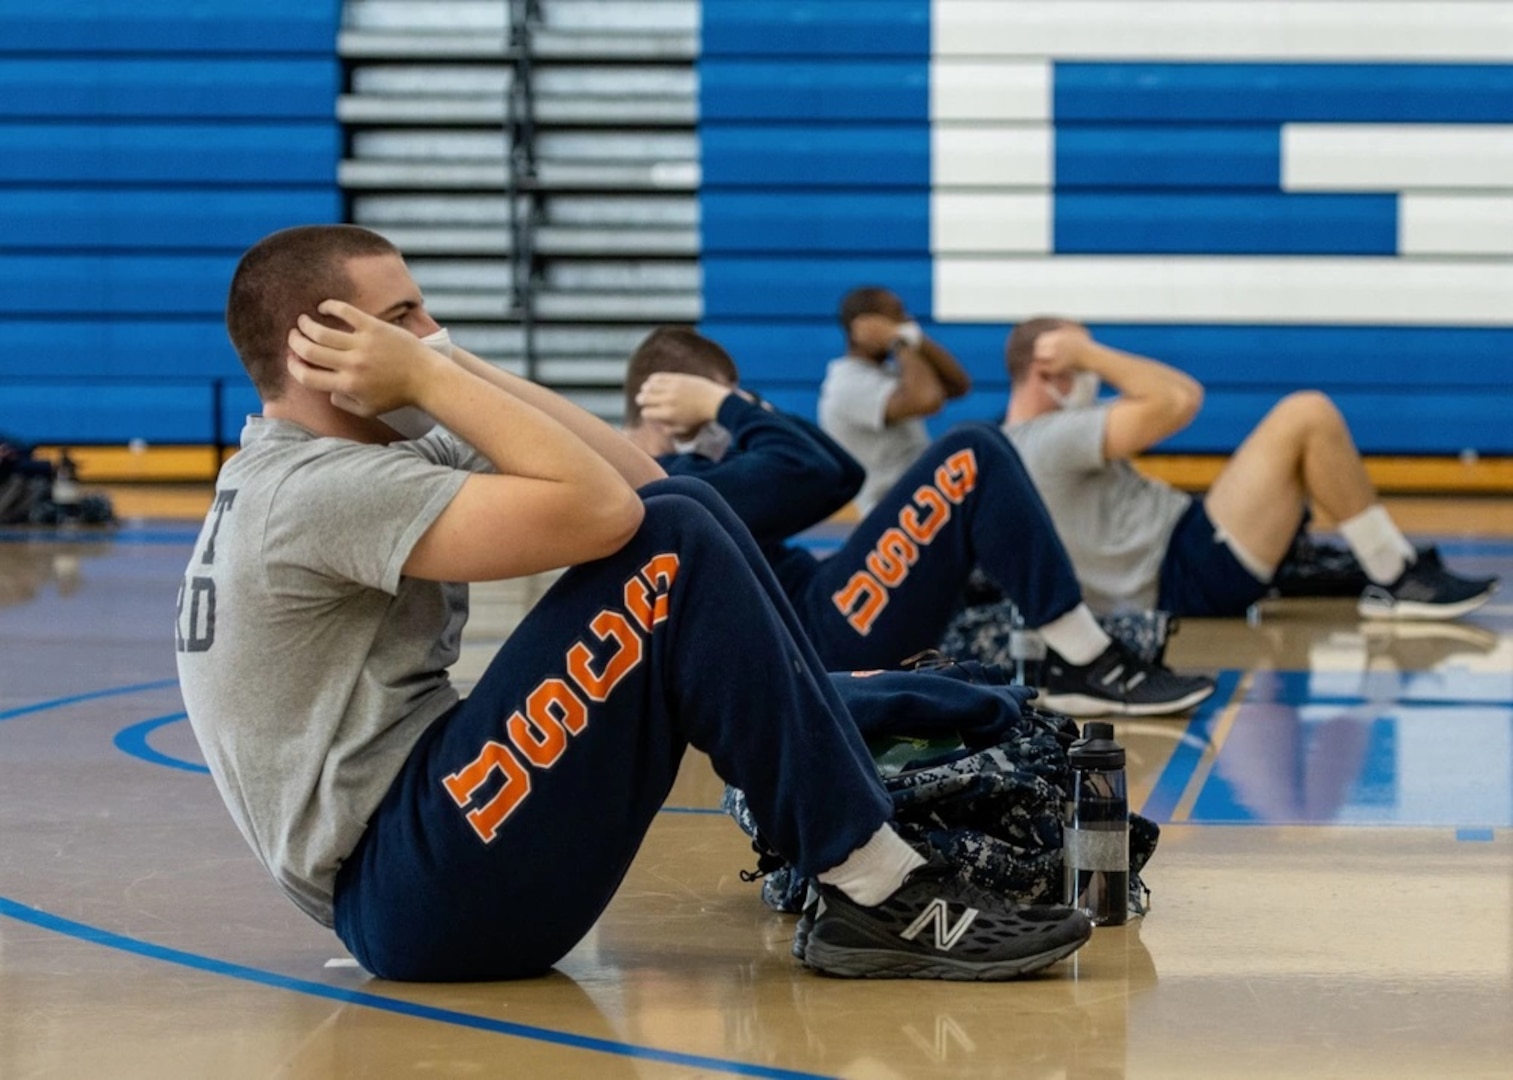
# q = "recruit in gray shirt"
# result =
<box><xmin>1005</xmin><ymin>405</ymin><xmax>1191</xmax><ymax>613</ymax></box>
<box><xmin>174</xmin><ymin>417</ymin><xmax>481</xmax><ymax>925</ymax></box>
<box><xmin>818</xmin><ymin>355</ymin><xmax>931</xmax><ymax>515</ymax></box>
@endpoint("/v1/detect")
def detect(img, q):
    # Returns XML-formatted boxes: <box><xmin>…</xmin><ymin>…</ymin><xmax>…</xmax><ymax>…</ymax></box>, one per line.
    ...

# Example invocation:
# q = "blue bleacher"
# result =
<box><xmin>0</xmin><ymin>0</ymin><xmax>341</xmax><ymax>448</ymax></box>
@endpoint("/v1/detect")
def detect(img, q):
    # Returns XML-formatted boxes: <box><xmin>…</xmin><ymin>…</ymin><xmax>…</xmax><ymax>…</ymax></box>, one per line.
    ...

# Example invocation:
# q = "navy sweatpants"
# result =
<box><xmin>332</xmin><ymin>477</ymin><xmax>892</xmax><ymax>981</ymax></box>
<box><xmin>789</xmin><ymin>425</ymin><xmax>1085</xmax><ymax>671</ymax></box>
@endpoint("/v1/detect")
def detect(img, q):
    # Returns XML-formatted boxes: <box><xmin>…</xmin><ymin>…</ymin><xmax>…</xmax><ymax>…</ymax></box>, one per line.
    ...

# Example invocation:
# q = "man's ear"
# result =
<box><xmin>309</xmin><ymin>307</ymin><xmax>355</xmax><ymax>333</ymax></box>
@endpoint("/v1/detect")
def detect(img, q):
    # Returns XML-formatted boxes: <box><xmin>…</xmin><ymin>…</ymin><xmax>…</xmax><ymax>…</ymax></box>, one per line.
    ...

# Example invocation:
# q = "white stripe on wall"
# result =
<box><xmin>929</xmin><ymin>60</ymin><xmax>1050</xmax><ymax>123</ymax></box>
<box><xmin>932</xmin><ymin>126</ymin><xmax>1052</xmax><ymax>187</ymax></box>
<box><xmin>934</xmin><ymin>256</ymin><xmax>1513</xmax><ymax>324</ymax></box>
<box><xmin>934</xmin><ymin>1</ymin><xmax>1513</xmax><ymax>60</ymax></box>
<box><xmin>931</xmin><ymin>192</ymin><xmax>1053</xmax><ymax>253</ymax></box>
<box><xmin>1284</xmin><ymin>125</ymin><xmax>1513</xmax><ymax>192</ymax></box>
<box><xmin>1399</xmin><ymin>194</ymin><xmax>1513</xmax><ymax>255</ymax></box>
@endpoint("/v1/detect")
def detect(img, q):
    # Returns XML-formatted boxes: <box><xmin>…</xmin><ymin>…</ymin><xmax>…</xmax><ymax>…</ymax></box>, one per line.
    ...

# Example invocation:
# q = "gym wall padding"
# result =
<box><xmin>698</xmin><ymin>0</ymin><xmax>1513</xmax><ymax>456</ymax></box>
<box><xmin>0</xmin><ymin>0</ymin><xmax>342</xmax><ymax>447</ymax></box>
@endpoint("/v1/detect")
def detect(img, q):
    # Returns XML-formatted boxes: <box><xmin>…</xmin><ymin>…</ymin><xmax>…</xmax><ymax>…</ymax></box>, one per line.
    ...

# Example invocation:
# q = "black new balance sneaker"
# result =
<box><xmin>1038</xmin><ymin>641</ymin><xmax>1215</xmax><ymax>717</ymax></box>
<box><xmin>801</xmin><ymin>855</ymin><xmax>1091</xmax><ymax>980</ymax></box>
<box><xmin>1358</xmin><ymin>550</ymin><xmax>1499</xmax><ymax>621</ymax></box>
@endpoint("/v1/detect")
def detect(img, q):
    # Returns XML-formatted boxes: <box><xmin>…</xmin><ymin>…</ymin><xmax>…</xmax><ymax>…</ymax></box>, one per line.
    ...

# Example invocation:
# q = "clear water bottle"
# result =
<box><xmin>1063</xmin><ymin>721</ymin><xmax>1129</xmax><ymax>926</ymax></box>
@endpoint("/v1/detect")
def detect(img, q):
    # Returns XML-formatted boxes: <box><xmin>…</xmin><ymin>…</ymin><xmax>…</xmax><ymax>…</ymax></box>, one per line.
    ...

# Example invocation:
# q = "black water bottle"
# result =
<box><xmin>1063</xmin><ymin>721</ymin><xmax>1129</xmax><ymax>926</ymax></box>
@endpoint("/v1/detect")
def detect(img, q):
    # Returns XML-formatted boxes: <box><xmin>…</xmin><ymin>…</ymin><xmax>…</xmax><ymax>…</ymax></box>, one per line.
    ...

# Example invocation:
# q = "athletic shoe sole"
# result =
<box><xmin>1039</xmin><ymin>682</ymin><xmax>1215</xmax><ymax>718</ymax></box>
<box><xmin>803</xmin><ymin>928</ymin><xmax>1090</xmax><ymax>981</ymax></box>
<box><xmin>1357</xmin><ymin>587</ymin><xmax>1496</xmax><ymax>622</ymax></box>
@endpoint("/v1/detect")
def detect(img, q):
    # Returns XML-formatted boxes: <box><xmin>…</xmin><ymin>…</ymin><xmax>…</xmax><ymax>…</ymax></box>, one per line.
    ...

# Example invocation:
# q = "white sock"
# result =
<box><xmin>817</xmin><ymin>824</ymin><xmax>927</xmax><ymax>907</ymax></box>
<box><xmin>1337</xmin><ymin>505</ymin><xmax>1415</xmax><ymax>585</ymax></box>
<box><xmin>1037</xmin><ymin>603</ymin><xmax>1111</xmax><ymax>665</ymax></box>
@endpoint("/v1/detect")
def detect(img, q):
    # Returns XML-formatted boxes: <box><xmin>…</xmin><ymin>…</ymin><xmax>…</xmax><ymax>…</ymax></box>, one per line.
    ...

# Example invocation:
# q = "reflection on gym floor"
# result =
<box><xmin>2</xmin><ymin>514</ymin><xmax>1510</xmax><ymax>1079</ymax></box>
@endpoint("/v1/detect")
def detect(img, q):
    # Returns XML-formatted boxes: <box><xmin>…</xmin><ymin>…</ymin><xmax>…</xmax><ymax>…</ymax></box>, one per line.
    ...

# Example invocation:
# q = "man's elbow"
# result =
<box><xmin>1174</xmin><ymin>382</ymin><xmax>1204</xmax><ymax>426</ymax></box>
<box><xmin>887</xmin><ymin>387</ymin><xmax>945</xmax><ymax>423</ymax></box>
<box><xmin>590</xmin><ymin>488</ymin><xmax>646</xmax><ymax>557</ymax></box>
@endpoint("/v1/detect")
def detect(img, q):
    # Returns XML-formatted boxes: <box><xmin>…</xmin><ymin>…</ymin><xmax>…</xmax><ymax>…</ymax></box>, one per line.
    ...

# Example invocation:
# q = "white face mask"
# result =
<box><xmin>379</xmin><ymin>327</ymin><xmax>452</xmax><ymax>440</ymax></box>
<box><xmin>673</xmin><ymin>421</ymin><xmax>733</xmax><ymax>462</ymax></box>
<box><xmin>1046</xmin><ymin>371</ymin><xmax>1100</xmax><ymax>411</ymax></box>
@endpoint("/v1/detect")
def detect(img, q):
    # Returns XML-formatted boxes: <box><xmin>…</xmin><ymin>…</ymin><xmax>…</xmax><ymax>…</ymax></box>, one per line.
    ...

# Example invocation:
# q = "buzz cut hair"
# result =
<box><xmin>225</xmin><ymin>225</ymin><xmax>400</xmax><ymax>399</ymax></box>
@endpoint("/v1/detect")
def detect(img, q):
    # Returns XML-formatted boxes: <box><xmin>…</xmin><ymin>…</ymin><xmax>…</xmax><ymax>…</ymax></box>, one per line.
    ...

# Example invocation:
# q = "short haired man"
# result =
<box><xmin>625</xmin><ymin>326</ymin><xmax>1215</xmax><ymax>717</ymax></box>
<box><xmin>174</xmin><ymin>225</ymin><xmax>1092</xmax><ymax>983</ymax></box>
<box><xmin>1002</xmin><ymin>319</ymin><xmax>1497</xmax><ymax>620</ymax></box>
<box><xmin>818</xmin><ymin>287</ymin><xmax>973</xmax><ymax>514</ymax></box>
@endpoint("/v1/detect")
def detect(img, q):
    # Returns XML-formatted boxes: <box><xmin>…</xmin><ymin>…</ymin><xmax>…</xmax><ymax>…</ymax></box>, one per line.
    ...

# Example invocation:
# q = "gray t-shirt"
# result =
<box><xmin>174</xmin><ymin>417</ymin><xmax>482</xmax><ymax>925</ymax></box>
<box><xmin>1005</xmin><ymin>405</ymin><xmax>1191</xmax><ymax>612</ymax></box>
<box><xmin>818</xmin><ymin>355</ymin><xmax>930</xmax><ymax>514</ymax></box>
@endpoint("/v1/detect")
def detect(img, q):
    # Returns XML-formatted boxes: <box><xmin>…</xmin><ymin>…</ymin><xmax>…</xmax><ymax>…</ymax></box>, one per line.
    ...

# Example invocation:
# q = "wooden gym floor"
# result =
<box><xmin>2</xmin><ymin>487</ymin><xmax>1510</xmax><ymax>1079</ymax></box>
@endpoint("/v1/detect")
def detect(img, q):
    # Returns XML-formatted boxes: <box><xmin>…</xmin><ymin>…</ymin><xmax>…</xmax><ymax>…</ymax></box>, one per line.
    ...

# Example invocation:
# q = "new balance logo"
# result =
<box><xmin>900</xmin><ymin>899</ymin><xmax>979</xmax><ymax>951</ymax></box>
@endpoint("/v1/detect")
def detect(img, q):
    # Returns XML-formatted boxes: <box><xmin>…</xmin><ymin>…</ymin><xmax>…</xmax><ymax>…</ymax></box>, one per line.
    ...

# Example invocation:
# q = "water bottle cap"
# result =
<box><xmin>1069</xmin><ymin>720</ymin><xmax>1125</xmax><ymax>769</ymax></box>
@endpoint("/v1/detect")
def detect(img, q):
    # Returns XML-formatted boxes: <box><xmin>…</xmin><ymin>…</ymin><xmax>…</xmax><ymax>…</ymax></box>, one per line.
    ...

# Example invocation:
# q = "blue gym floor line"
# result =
<box><xmin>113</xmin><ymin>712</ymin><xmax>209</xmax><ymax>774</ymax></box>
<box><xmin>110</xmin><ymin>711</ymin><xmax>725</xmax><ymax>818</ymax></box>
<box><xmin>0</xmin><ymin>896</ymin><xmax>836</xmax><ymax>1080</ymax></box>
<box><xmin>0</xmin><ymin>528</ymin><xmax>200</xmax><ymax>545</ymax></box>
<box><xmin>1140</xmin><ymin>669</ymin><xmax>1245</xmax><ymax>824</ymax></box>
<box><xmin>20</xmin><ymin>676</ymin><xmax>1510</xmax><ymax>831</ymax></box>
<box><xmin>0</xmin><ymin>678</ymin><xmax>180</xmax><ymax>723</ymax></box>
<box><xmin>4</xmin><ymin>683</ymin><xmax>727</xmax><ymax>818</ymax></box>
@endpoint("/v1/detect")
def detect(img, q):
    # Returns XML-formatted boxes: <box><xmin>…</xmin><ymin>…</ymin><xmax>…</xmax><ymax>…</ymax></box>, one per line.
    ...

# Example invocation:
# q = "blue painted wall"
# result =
<box><xmin>699</xmin><ymin>0</ymin><xmax>1513</xmax><ymax>456</ymax></box>
<box><xmin>0</xmin><ymin>0</ymin><xmax>343</xmax><ymax>446</ymax></box>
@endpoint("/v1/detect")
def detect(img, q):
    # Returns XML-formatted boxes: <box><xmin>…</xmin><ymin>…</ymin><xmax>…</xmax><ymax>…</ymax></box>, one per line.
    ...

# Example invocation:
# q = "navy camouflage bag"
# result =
<box><xmin>725</xmin><ymin>659</ymin><xmax>1159</xmax><ymax>916</ymax></box>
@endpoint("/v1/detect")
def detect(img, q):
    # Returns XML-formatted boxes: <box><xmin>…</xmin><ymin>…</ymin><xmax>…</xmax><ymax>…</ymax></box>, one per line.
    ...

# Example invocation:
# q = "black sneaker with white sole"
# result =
<box><xmin>801</xmin><ymin>854</ymin><xmax>1091</xmax><ymax>980</ymax></box>
<box><xmin>1038</xmin><ymin>640</ymin><xmax>1215</xmax><ymax>718</ymax></box>
<box><xmin>1358</xmin><ymin>550</ymin><xmax>1498</xmax><ymax>621</ymax></box>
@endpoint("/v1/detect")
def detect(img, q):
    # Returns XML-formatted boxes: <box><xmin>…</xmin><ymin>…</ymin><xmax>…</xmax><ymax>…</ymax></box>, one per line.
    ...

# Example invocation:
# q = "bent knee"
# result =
<box><xmin>1270</xmin><ymin>390</ymin><xmax>1344</xmax><ymax>433</ymax></box>
<box><xmin>640</xmin><ymin>486</ymin><xmax>719</xmax><ymax>530</ymax></box>
<box><xmin>932</xmin><ymin>423</ymin><xmax>1015</xmax><ymax>460</ymax></box>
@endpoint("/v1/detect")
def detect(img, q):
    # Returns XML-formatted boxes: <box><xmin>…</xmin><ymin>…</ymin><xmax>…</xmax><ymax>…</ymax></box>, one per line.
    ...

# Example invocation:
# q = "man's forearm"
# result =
<box><xmin>918</xmin><ymin>339</ymin><xmax>972</xmax><ymax>398</ymax></box>
<box><xmin>1077</xmin><ymin>340</ymin><xmax>1201</xmax><ymax>404</ymax></box>
<box><xmin>452</xmin><ymin>347</ymin><xmax>666</xmax><ymax>486</ymax></box>
<box><xmin>885</xmin><ymin>348</ymin><xmax>948</xmax><ymax>421</ymax></box>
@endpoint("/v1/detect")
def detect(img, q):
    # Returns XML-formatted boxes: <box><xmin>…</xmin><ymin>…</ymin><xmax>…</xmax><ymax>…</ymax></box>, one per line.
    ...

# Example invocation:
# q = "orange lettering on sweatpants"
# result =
<box><xmin>567</xmin><ymin>610</ymin><xmax>645</xmax><ymax>702</ymax></box>
<box><xmin>446</xmin><ymin>552</ymin><xmax>679</xmax><ymax>844</ymax></box>
<box><xmin>836</xmin><ymin>449</ymin><xmax>981</xmax><ymax>639</ymax></box>
<box><xmin>640</xmin><ymin>553</ymin><xmax>680</xmax><ymax>628</ymax></box>
<box><xmin>833</xmin><ymin>570</ymin><xmax>889</xmax><ymax>635</ymax></box>
<box><xmin>901</xmin><ymin>486</ymin><xmax>950</xmax><ymax>544</ymax></box>
<box><xmin>442</xmin><ymin>740</ymin><xmax>533</xmax><ymax>843</ymax></box>
<box><xmin>507</xmin><ymin>678</ymin><xmax>590</xmax><ymax>769</ymax></box>
<box><xmin>864</xmin><ymin>527</ymin><xmax>919</xmax><ymax>586</ymax></box>
<box><xmin>936</xmin><ymin>449</ymin><xmax>978</xmax><ymax>503</ymax></box>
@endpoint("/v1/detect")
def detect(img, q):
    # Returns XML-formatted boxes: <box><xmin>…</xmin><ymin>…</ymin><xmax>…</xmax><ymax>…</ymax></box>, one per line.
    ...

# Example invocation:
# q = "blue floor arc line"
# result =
<box><xmin>9</xmin><ymin>679</ymin><xmax>728</xmax><ymax>819</ymax></box>
<box><xmin>113</xmin><ymin>712</ymin><xmax>209</xmax><ymax>774</ymax></box>
<box><xmin>1139</xmin><ymin>669</ymin><xmax>1245</xmax><ymax>825</ymax></box>
<box><xmin>0</xmin><ymin>895</ymin><xmax>837</xmax><ymax>1080</ymax></box>
<box><xmin>0</xmin><ymin>528</ymin><xmax>201</xmax><ymax>545</ymax></box>
<box><xmin>110</xmin><ymin>712</ymin><xmax>724</xmax><ymax>815</ymax></box>
<box><xmin>0</xmin><ymin>678</ymin><xmax>180</xmax><ymax>723</ymax></box>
